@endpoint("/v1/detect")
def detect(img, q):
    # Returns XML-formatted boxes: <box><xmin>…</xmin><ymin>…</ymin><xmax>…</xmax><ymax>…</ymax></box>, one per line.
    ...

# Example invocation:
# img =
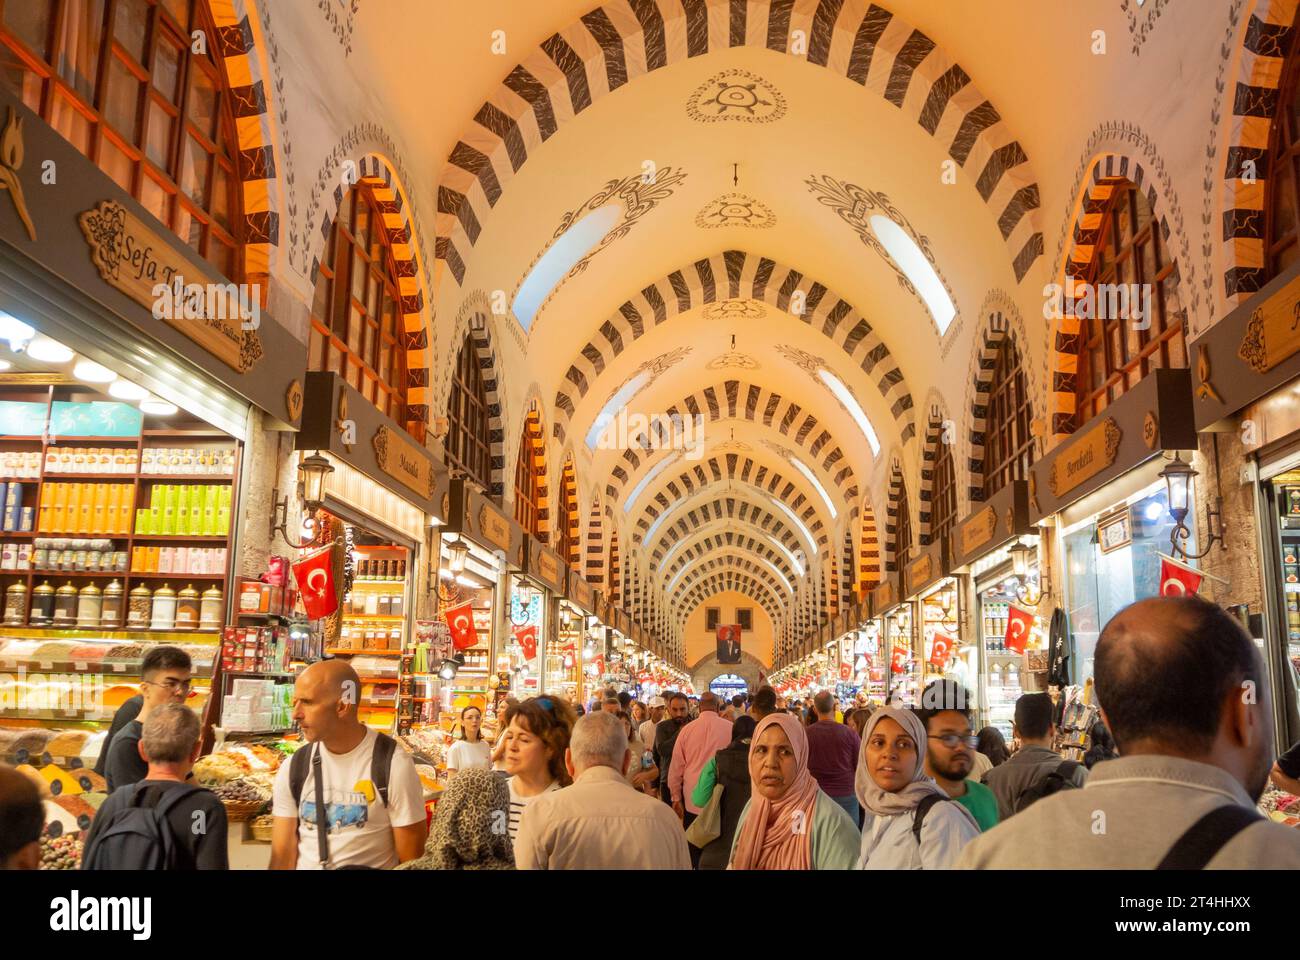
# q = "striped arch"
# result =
<box><xmin>630</xmin><ymin>458</ymin><xmax>832</xmax><ymax>549</ymax></box>
<box><xmin>586</xmin><ymin>494</ymin><xmax>606</xmax><ymax>587</ymax></box>
<box><xmin>556</xmin><ymin>456</ymin><xmax>580</xmax><ymax>564</ymax></box>
<box><xmin>884</xmin><ymin>457</ymin><xmax>908</xmax><ymax>572</ymax></box>
<box><xmin>1221</xmin><ymin>0</ymin><xmax>1299</xmax><ymax>302</ymax></box>
<box><xmin>1049</xmin><ymin>155</ymin><xmax>1183</xmax><ymax>442</ymax></box>
<box><xmin>859</xmin><ymin>497</ymin><xmax>882</xmax><ymax>594</ymax></box>
<box><xmin>609</xmin><ymin>528</ymin><xmax>622</xmax><ymax>603</ymax></box>
<box><xmin>434</xmin><ymin>0</ymin><xmax>1043</xmax><ymax>287</ymax></box>
<box><xmin>554</xmin><ymin>252</ymin><xmax>915</xmax><ymax>447</ymax></box>
<box><xmin>660</xmin><ymin>528</ymin><xmax>800</xmax><ymax>585</ymax></box>
<box><xmin>677</xmin><ymin>572</ymin><xmax>786</xmax><ymax>628</ymax></box>
<box><xmin>445</xmin><ymin>295</ymin><xmax>507</xmax><ymax>500</ymax></box>
<box><xmin>209</xmin><ymin>0</ymin><xmax>281</xmax><ymax>281</ymax></box>
<box><xmin>916</xmin><ymin>402</ymin><xmax>953</xmax><ymax>546</ymax></box>
<box><xmin>309</xmin><ymin>156</ymin><xmax>432</xmax><ymax>436</ymax></box>
<box><xmin>604</xmin><ymin>379</ymin><xmax>860</xmax><ymax>505</ymax></box>
<box><xmin>827</xmin><ymin>551</ymin><xmax>839</xmax><ymax>618</ymax></box>
<box><xmin>670</xmin><ymin>555</ymin><xmax>791</xmax><ymax>609</ymax></box>
<box><xmin>646</xmin><ymin>496</ymin><xmax>816</xmax><ymax>566</ymax></box>
<box><xmin>514</xmin><ymin>403</ymin><xmax>549</xmax><ymax>541</ymax></box>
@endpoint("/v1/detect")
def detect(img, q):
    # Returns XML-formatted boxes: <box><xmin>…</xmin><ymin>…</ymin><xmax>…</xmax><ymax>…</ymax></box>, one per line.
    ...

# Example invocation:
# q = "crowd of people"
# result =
<box><xmin>4</xmin><ymin>595</ymin><xmax>1300</xmax><ymax>870</ymax></box>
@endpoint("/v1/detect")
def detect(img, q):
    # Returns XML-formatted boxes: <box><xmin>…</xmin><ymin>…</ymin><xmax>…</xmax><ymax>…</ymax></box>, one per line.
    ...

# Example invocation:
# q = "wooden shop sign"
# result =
<box><xmin>873</xmin><ymin>579</ymin><xmax>896</xmax><ymax>612</ymax></box>
<box><xmin>960</xmin><ymin>505</ymin><xmax>998</xmax><ymax>557</ymax></box>
<box><xmin>478</xmin><ymin>502</ymin><xmax>512</xmax><ymax>551</ymax></box>
<box><xmin>1048</xmin><ymin>418</ymin><xmax>1121</xmax><ymax>498</ymax></box>
<box><xmin>372</xmin><ymin>424</ymin><xmax>434</xmax><ymax>500</ymax></box>
<box><xmin>1237</xmin><ymin>272</ymin><xmax>1300</xmax><ymax>373</ymax></box>
<box><xmin>535</xmin><ymin>547</ymin><xmax>562</xmax><ymax>591</ymax></box>
<box><xmin>906</xmin><ymin>553</ymin><xmax>934</xmax><ymax>595</ymax></box>
<box><xmin>78</xmin><ymin>199</ymin><xmax>263</xmax><ymax>373</ymax></box>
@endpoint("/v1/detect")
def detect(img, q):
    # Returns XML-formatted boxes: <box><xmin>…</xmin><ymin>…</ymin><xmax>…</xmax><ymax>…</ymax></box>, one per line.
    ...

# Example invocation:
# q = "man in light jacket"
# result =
<box><xmin>515</xmin><ymin>711</ymin><xmax>691</xmax><ymax>870</ymax></box>
<box><xmin>959</xmin><ymin>596</ymin><xmax>1300</xmax><ymax>869</ymax></box>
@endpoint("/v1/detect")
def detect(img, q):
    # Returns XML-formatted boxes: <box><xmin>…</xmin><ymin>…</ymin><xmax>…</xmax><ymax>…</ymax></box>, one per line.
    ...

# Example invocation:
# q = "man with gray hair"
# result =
<box><xmin>82</xmin><ymin>704</ymin><xmax>228</xmax><ymax>869</ymax></box>
<box><xmin>514</xmin><ymin>711</ymin><xmax>690</xmax><ymax>869</ymax></box>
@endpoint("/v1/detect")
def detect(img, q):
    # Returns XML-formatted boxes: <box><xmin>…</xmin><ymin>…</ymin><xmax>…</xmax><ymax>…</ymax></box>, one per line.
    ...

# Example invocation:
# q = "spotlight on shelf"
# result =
<box><xmin>438</xmin><ymin>653</ymin><xmax>465</xmax><ymax>681</ymax></box>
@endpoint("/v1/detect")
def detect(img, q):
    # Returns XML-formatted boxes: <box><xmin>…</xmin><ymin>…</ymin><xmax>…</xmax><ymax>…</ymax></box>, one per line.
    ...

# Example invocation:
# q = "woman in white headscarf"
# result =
<box><xmin>856</xmin><ymin>706</ymin><xmax>980</xmax><ymax>869</ymax></box>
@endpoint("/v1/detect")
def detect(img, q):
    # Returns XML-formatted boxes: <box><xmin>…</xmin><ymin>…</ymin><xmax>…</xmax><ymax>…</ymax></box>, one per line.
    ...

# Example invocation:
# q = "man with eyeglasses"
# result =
<box><xmin>915</xmin><ymin>681</ymin><xmax>999</xmax><ymax>832</ymax></box>
<box><xmin>105</xmin><ymin>646</ymin><xmax>193</xmax><ymax>793</ymax></box>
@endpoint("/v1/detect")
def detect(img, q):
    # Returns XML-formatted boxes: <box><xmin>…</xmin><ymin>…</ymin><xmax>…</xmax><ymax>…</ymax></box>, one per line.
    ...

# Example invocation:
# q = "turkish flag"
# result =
<box><xmin>1005</xmin><ymin>604</ymin><xmax>1036</xmax><ymax>654</ymax></box>
<box><xmin>890</xmin><ymin>644</ymin><xmax>908</xmax><ymax>674</ymax></box>
<box><xmin>514</xmin><ymin>624</ymin><xmax>538</xmax><ymax>660</ymax></box>
<box><xmin>593</xmin><ymin>654</ymin><xmax>605</xmax><ymax>676</ymax></box>
<box><xmin>443</xmin><ymin>602</ymin><xmax>478</xmax><ymax>651</ymax></box>
<box><xmin>839</xmin><ymin>662</ymin><xmax>851</xmax><ymax>681</ymax></box>
<box><xmin>292</xmin><ymin>543</ymin><xmax>338</xmax><ymax>621</ymax></box>
<box><xmin>1160</xmin><ymin>556</ymin><xmax>1204</xmax><ymax>597</ymax></box>
<box><xmin>929</xmin><ymin>633</ymin><xmax>956</xmax><ymax>669</ymax></box>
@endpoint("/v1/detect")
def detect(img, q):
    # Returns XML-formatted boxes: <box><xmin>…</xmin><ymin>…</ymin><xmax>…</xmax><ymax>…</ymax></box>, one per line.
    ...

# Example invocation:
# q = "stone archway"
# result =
<box><xmin>690</xmin><ymin>651</ymin><xmax>767</xmax><ymax>697</ymax></box>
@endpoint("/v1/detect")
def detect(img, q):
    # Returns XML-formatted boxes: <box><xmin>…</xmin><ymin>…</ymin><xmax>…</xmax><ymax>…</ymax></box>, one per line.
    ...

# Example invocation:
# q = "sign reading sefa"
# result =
<box><xmin>151</xmin><ymin>274</ymin><xmax>261</xmax><ymax>331</ymax></box>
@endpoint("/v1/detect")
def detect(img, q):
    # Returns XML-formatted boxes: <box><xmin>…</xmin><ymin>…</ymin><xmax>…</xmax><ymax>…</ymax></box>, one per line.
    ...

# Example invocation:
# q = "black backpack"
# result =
<box><xmin>81</xmin><ymin>783</ymin><xmax>205</xmax><ymax>870</ymax></box>
<box><xmin>1013</xmin><ymin>759</ymin><xmax>1081</xmax><ymax>813</ymax></box>
<box><xmin>911</xmin><ymin>793</ymin><xmax>951</xmax><ymax>845</ymax></box>
<box><xmin>287</xmin><ymin>733</ymin><xmax>397</xmax><ymax>809</ymax></box>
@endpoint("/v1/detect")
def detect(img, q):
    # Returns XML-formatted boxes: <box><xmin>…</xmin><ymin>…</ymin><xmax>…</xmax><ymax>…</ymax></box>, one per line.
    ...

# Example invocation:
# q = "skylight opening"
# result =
<box><xmin>788</xmin><ymin>454</ymin><xmax>838</xmax><ymax>521</ymax></box>
<box><xmin>624</xmin><ymin>451</ymin><xmax>682</xmax><ymax>514</ymax></box>
<box><xmin>818</xmin><ymin>368</ymin><xmax>881</xmax><ymax>457</ymax></box>
<box><xmin>586</xmin><ymin>370</ymin><xmax>651</xmax><ymax>449</ymax></box>
<box><xmin>869</xmin><ymin>214</ymin><xmax>956</xmax><ymax>335</ymax></box>
<box><xmin>512</xmin><ymin>205</ymin><xmax>621</xmax><ymax>331</ymax></box>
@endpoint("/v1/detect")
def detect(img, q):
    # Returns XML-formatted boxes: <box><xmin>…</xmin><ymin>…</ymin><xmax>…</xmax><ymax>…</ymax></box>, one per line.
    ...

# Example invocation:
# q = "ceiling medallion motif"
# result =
<box><xmin>774</xmin><ymin>344</ymin><xmax>826</xmax><ymax>377</ymax></box>
<box><xmin>805</xmin><ymin>173</ymin><xmax>957</xmax><ymax>320</ymax></box>
<box><xmin>687</xmin><ymin>69</ymin><xmax>787</xmax><ymax>124</ymax></box>
<box><xmin>696</xmin><ymin>193</ymin><xmax>776</xmax><ymax>229</ymax></box>
<box><xmin>715</xmin><ymin>439</ymin><xmax>753</xmax><ymax>453</ymax></box>
<box><xmin>703</xmin><ymin>299</ymin><xmax>766</xmax><ymax>321</ymax></box>
<box><xmin>597</xmin><ymin>346</ymin><xmax>693</xmax><ymax>414</ymax></box>
<box><xmin>706</xmin><ymin>351</ymin><xmax>760</xmax><ymax>370</ymax></box>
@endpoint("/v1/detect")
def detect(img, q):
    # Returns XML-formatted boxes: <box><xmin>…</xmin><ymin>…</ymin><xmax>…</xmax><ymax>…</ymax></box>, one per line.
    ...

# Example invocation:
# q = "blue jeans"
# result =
<box><xmin>830</xmin><ymin>794</ymin><xmax>859</xmax><ymax>824</ymax></box>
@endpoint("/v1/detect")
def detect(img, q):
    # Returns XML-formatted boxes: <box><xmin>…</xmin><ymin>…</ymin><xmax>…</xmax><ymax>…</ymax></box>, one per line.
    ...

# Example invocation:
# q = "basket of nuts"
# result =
<box><xmin>215</xmin><ymin>778</ymin><xmax>270</xmax><ymax>821</ymax></box>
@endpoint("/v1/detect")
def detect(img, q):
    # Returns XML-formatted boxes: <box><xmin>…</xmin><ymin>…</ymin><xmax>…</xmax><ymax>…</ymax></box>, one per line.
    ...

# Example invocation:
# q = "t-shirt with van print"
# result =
<box><xmin>272</xmin><ymin>729</ymin><xmax>425</xmax><ymax>870</ymax></box>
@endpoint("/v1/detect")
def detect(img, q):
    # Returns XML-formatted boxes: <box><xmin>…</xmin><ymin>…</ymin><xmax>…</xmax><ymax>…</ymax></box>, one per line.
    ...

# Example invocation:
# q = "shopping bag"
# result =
<box><xmin>684</xmin><ymin>784</ymin><xmax>724</xmax><ymax>848</ymax></box>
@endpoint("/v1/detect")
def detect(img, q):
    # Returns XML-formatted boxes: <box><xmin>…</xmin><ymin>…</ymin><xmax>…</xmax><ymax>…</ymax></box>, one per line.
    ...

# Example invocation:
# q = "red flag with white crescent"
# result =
<box><xmin>513</xmin><ymin>624</ymin><xmax>538</xmax><ymax>660</ymax></box>
<box><xmin>890</xmin><ymin>643</ymin><xmax>908</xmax><ymax>674</ymax></box>
<box><xmin>443</xmin><ymin>601</ymin><xmax>478</xmax><ymax>651</ymax></box>
<box><xmin>1159</xmin><ymin>555</ymin><xmax>1203</xmax><ymax>597</ymax></box>
<box><xmin>929</xmin><ymin>633</ymin><xmax>956</xmax><ymax>669</ymax></box>
<box><xmin>291</xmin><ymin>542</ymin><xmax>338</xmax><ymax>621</ymax></box>
<box><xmin>592</xmin><ymin>654</ymin><xmax>605</xmax><ymax>676</ymax></box>
<box><xmin>839</xmin><ymin>662</ymin><xmax>851</xmax><ymax>681</ymax></box>
<box><xmin>1004</xmin><ymin>604</ymin><xmax>1036</xmax><ymax>654</ymax></box>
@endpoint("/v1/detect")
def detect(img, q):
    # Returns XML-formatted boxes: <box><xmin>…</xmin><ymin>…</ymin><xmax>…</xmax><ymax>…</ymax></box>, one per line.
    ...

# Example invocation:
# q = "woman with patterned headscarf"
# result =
<box><xmin>855</xmin><ymin>706</ymin><xmax>979</xmax><ymax>869</ymax></box>
<box><xmin>397</xmin><ymin>768</ymin><xmax>514</xmax><ymax>870</ymax></box>
<box><xmin>727</xmin><ymin>713</ymin><xmax>860</xmax><ymax>870</ymax></box>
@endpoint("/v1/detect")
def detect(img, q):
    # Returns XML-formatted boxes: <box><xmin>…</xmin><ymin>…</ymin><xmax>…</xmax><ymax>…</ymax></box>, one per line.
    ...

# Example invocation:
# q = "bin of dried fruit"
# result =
<box><xmin>215</xmin><ymin>778</ymin><xmax>269</xmax><ymax>821</ymax></box>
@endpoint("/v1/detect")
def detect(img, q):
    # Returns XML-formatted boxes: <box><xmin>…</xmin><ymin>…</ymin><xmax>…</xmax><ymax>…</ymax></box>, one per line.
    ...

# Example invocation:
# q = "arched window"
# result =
<box><xmin>929</xmin><ymin>442</ymin><xmax>957</xmax><ymax>546</ymax></box>
<box><xmin>309</xmin><ymin>183</ymin><xmax>410</xmax><ymax>432</ymax></box>
<box><xmin>445</xmin><ymin>335</ymin><xmax>491</xmax><ymax>491</ymax></box>
<box><xmin>983</xmin><ymin>334</ymin><xmax>1034</xmax><ymax>499</ymax></box>
<box><xmin>1</xmin><ymin>0</ymin><xmax>243</xmax><ymax>278</ymax></box>
<box><xmin>1075</xmin><ymin>180</ymin><xmax>1186</xmax><ymax>426</ymax></box>
<box><xmin>513</xmin><ymin>408</ymin><xmax>545</xmax><ymax>540</ymax></box>
<box><xmin>1266</xmin><ymin>25</ymin><xmax>1300</xmax><ymax>279</ymax></box>
<box><xmin>894</xmin><ymin>480</ymin><xmax>912</xmax><ymax>573</ymax></box>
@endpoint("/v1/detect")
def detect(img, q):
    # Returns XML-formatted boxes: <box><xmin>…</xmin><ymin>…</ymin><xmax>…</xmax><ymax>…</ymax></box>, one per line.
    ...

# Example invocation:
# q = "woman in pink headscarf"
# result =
<box><xmin>728</xmin><ymin>713</ymin><xmax>860</xmax><ymax>870</ymax></box>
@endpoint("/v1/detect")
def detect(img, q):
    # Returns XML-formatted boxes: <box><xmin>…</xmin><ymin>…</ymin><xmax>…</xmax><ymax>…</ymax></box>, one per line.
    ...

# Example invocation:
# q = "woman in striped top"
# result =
<box><xmin>500</xmin><ymin>696</ymin><xmax>577</xmax><ymax>842</ymax></box>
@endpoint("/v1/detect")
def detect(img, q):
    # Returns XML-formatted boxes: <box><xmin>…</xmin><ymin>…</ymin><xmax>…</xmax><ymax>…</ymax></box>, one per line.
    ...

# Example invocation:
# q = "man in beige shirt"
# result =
<box><xmin>515</xmin><ymin>711</ymin><xmax>691</xmax><ymax>870</ymax></box>
<box><xmin>959</xmin><ymin>596</ymin><xmax>1300</xmax><ymax>869</ymax></box>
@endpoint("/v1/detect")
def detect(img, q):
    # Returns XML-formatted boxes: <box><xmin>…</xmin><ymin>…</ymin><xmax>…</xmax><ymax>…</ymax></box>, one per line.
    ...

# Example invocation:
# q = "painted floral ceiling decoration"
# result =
<box><xmin>703</xmin><ymin>299</ymin><xmax>766</xmax><ymax>321</ymax></box>
<box><xmin>696</xmin><ymin>193</ymin><xmax>777</xmax><ymax>229</ymax></box>
<box><xmin>706</xmin><ymin>351</ymin><xmax>761</xmax><ymax>370</ymax></box>
<box><xmin>687</xmin><ymin>69</ymin><xmax>787</xmax><ymax>124</ymax></box>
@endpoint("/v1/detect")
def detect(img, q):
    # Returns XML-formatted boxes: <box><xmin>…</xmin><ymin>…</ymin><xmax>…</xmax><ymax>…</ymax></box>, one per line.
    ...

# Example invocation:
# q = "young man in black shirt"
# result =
<box><xmin>104</xmin><ymin>646</ymin><xmax>192</xmax><ymax>793</ymax></box>
<box><xmin>83</xmin><ymin>703</ymin><xmax>228</xmax><ymax>870</ymax></box>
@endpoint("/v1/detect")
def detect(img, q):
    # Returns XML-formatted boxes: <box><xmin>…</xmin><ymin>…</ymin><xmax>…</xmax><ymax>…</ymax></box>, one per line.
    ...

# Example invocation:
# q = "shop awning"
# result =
<box><xmin>297</xmin><ymin>372</ymin><xmax>449</xmax><ymax>522</ymax></box>
<box><xmin>950</xmin><ymin>480</ymin><xmax>1032</xmax><ymax>570</ymax></box>
<box><xmin>1028</xmin><ymin>368</ymin><xmax>1196</xmax><ymax>524</ymax></box>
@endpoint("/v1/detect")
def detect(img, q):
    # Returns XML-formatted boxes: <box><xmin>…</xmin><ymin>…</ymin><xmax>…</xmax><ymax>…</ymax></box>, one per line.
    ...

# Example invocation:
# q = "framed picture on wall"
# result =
<box><xmin>736</xmin><ymin>608</ymin><xmax>752</xmax><ymax>631</ymax></box>
<box><xmin>706</xmin><ymin>607</ymin><xmax>720</xmax><ymax>632</ymax></box>
<box><xmin>1098</xmin><ymin>509</ymin><xmax>1132</xmax><ymax>555</ymax></box>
